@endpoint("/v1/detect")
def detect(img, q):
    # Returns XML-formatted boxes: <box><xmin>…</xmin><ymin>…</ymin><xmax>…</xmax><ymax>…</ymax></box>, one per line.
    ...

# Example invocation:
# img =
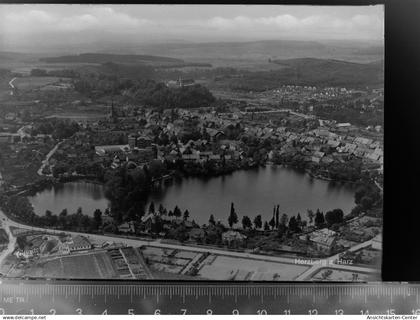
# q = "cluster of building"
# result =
<box><xmin>296</xmin><ymin>214</ymin><xmax>382</xmax><ymax>257</ymax></box>
<box><xmin>45</xmin><ymin>101</ymin><xmax>383</xmax><ymax>181</ymax></box>
<box><xmin>14</xmin><ymin>234</ymin><xmax>93</xmax><ymax>260</ymax></box>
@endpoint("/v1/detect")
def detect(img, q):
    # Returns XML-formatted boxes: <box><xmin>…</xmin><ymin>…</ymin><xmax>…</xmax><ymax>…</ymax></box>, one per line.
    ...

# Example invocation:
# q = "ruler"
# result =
<box><xmin>0</xmin><ymin>280</ymin><xmax>418</xmax><ymax>315</ymax></box>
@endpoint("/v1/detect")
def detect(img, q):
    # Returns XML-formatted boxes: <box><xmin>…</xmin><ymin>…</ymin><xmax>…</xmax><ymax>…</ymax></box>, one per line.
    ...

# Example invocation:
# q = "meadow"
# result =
<box><xmin>13</xmin><ymin>77</ymin><xmax>70</xmax><ymax>91</ymax></box>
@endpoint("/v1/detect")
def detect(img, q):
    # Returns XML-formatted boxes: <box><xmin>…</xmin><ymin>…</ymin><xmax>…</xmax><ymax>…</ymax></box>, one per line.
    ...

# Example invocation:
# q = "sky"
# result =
<box><xmin>0</xmin><ymin>5</ymin><xmax>384</xmax><ymax>52</ymax></box>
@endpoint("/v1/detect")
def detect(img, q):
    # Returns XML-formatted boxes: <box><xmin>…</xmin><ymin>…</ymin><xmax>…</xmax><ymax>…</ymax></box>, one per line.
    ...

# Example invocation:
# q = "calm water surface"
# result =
<box><xmin>149</xmin><ymin>165</ymin><xmax>356</xmax><ymax>224</ymax></box>
<box><xmin>29</xmin><ymin>166</ymin><xmax>356</xmax><ymax>224</ymax></box>
<box><xmin>28</xmin><ymin>181</ymin><xmax>109</xmax><ymax>216</ymax></box>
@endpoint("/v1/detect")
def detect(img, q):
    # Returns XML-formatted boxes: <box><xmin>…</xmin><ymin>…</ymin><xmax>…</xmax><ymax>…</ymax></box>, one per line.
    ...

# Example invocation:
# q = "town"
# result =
<box><xmin>0</xmin><ymin>27</ymin><xmax>383</xmax><ymax>281</ymax></box>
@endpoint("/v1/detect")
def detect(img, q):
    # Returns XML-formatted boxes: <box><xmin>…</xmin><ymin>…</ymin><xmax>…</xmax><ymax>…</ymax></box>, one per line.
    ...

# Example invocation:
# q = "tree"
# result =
<box><xmin>172</xmin><ymin>225</ymin><xmax>189</xmax><ymax>242</ymax></box>
<box><xmin>288</xmin><ymin>216</ymin><xmax>299</xmax><ymax>232</ymax></box>
<box><xmin>50</xmin><ymin>214</ymin><xmax>58</xmax><ymax>227</ymax></box>
<box><xmin>58</xmin><ymin>209</ymin><xmax>67</xmax><ymax>228</ymax></box>
<box><xmin>253</xmin><ymin>214</ymin><xmax>262</xmax><ymax>229</ymax></box>
<box><xmin>314</xmin><ymin>210</ymin><xmax>325</xmax><ymax>228</ymax></box>
<box><xmin>280</xmin><ymin>213</ymin><xmax>288</xmax><ymax>227</ymax></box>
<box><xmin>350</xmin><ymin>205</ymin><xmax>363</xmax><ymax>217</ymax></box>
<box><xmin>158</xmin><ymin>204</ymin><xmax>165</xmax><ymax>215</ymax></box>
<box><xmin>264</xmin><ymin>221</ymin><xmax>270</xmax><ymax>231</ymax></box>
<box><xmin>272</xmin><ymin>206</ymin><xmax>276</xmax><ymax>228</ymax></box>
<box><xmin>183</xmin><ymin>209</ymin><xmax>190</xmax><ymax>221</ymax></box>
<box><xmin>269</xmin><ymin>217</ymin><xmax>276</xmax><ymax>230</ymax></box>
<box><xmin>93</xmin><ymin>209</ymin><xmax>103</xmax><ymax>229</ymax></box>
<box><xmin>307</xmin><ymin>209</ymin><xmax>315</xmax><ymax>224</ymax></box>
<box><xmin>228</xmin><ymin>202</ymin><xmax>238</xmax><ymax>228</ymax></box>
<box><xmin>325</xmin><ymin>209</ymin><xmax>344</xmax><ymax>226</ymax></box>
<box><xmin>209</xmin><ymin>214</ymin><xmax>216</xmax><ymax>225</ymax></box>
<box><xmin>149</xmin><ymin>202</ymin><xmax>155</xmax><ymax>214</ymax></box>
<box><xmin>43</xmin><ymin>210</ymin><xmax>56</xmax><ymax>227</ymax></box>
<box><xmin>355</xmin><ymin>186</ymin><xmax>368</xmax><ymax>204</ymax></box>
<box><xmin>151</xmin><ymin>216</ymin><xmax>164</xmax><ymax>234</ymax></box>
<box><xmin>149</xmin><ymin>160</ymin><xmax>165</xmax><ymax>178</ymax></box>
<box><xmin>296</xmin><ymin>213</ymin><xmax>302</xmax><ymax>226</ymax></box>
<box><xmin>80</xmin><ymin>215</ymin><xmax>91</xmax><ymax>230</ymax></box>
<box><xmin>173</xmin><ymin>205</ymin><xmax>182</xmax><ymax>218</ymax></box>
<box><xmin>275</xmin><ymin>205</ymin><xmax>280</xmax><ymax>228</ymax></box>
<box><xmin>360</xmin><ymin>196</ymin><xmax>374</xmax><ymax>210</ymax></box>
<box><xmin>242</xmin><ymin>216</ymin><xmax>252</xmax><ymax>229</ymax></box>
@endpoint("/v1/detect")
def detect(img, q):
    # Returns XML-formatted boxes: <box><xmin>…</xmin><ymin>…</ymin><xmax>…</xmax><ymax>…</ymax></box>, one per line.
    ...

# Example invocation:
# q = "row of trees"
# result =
<box><xmin>147</xmin><ymin>201</ymin><xmax>190</xmax><ymax>221</ymax></box>
<box><xmin>227</xmin><ymin>202</ymin><xmax>344</xmax><ymax>232</ymax></box>
<box><xmin>42</xmin><ymin>207</ymin><xmax>104</xmax><ymax>231</ymax></box>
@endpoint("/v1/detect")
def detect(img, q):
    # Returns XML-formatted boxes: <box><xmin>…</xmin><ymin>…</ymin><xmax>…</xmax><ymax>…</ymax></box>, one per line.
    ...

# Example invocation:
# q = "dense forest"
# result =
<box><xmin>73</xmin><ymin>72</ymin><xmax>215</xmax><ymax>110</ymax></box>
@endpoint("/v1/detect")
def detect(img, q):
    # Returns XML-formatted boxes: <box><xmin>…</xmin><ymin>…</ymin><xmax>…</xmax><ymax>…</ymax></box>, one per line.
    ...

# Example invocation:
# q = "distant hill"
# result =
<box><xmin>227</xmin><ymin>58</ymin><xmax>383</xmax><ymax>91</ymax></box>
<box><xmin>40</xmin><ymin>53</ymin><xmax>184</xmax><ymax>64</ymax></box>
<box><xmin>272</xmin><ymin>57</ymin><xmax>383</xmax><ymax>82</ymax></box>
<box><xmin>75</xmin><ymin>62</ymin><xmax>156</xmax><ymax>80</ymax></box>
<box><xmin>0</xmin><ymin>51</ymin><xmax>41</xmax><ymax>61</ymax></box>
<box><xmin>133</xmin><ymin>39</ymin><xmax>384</xmax><ymax>64</ymax></box>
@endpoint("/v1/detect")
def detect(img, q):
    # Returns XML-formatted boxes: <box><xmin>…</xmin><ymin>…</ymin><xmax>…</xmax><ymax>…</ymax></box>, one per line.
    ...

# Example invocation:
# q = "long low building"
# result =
<box><xmin>95</xmin><ymin>144</ymin><xmax>130</xmax><ymax>156</ymax></box>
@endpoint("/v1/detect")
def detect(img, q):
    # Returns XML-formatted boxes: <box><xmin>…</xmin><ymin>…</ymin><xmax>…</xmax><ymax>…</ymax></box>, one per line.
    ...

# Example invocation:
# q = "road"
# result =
<box><xmin>0</xmin><ymin>208</ymin><xmax>311</xmax><ymax>266</ymax></box>
<box><xmin>0</xmin><ymin>223</ymin><xmax>17</xmax><ymax>269</ymax></box>
<box><xmin>8</xmin><ymin>77</ymin><xmax>16</xmax><ymax>95</ymax></box>
<box><xmin>37</xmin><ymin>140</ymin><xmax>64</xmax><ymax>176</ymax></box>
<box><xmin>0</xmin><ymin>208</ymin><xmax>378</xmax><ymax>280</ymax></box>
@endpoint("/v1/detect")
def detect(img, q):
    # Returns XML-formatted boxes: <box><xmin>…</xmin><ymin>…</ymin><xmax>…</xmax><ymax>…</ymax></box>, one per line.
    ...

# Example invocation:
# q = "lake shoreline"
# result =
<box><xmin>148</xmin><ymin>164</ymin><xmax>357</xmax><ymax>225</ymax></box>
<box><xmin>27</xmin><ymin>164</ymin><xmax>358</xmax><ymax>223</ymax></box>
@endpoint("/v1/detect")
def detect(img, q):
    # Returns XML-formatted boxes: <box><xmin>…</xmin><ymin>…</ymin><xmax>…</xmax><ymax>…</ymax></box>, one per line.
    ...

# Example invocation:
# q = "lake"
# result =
<box><xmin>28</xmin><ymin>166</ymin><xmax>357</xmax><ymax>224</ymax></box>
<box><xmin>28</xmin><ymin>181</ymin><xmax>110</xmax><ymax>217</ymax></box>
<box><xmin>149</xmin><ymin>165</ymin><xmax>357</xmax><ymax>225</ymax></box>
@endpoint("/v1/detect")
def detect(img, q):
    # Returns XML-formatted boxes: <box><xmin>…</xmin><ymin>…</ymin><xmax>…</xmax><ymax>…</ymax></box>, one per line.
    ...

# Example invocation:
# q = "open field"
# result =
<box><xmin>310</xmin><ymin>267</ymin><xmax>378</xmax><ymax>281</ymax></box>
<box><xmin>13</xmin><ymin>77</ymin><xmax>70</xmax><ymax>90</ymax></box>
<box><xmin>7</xmin><ymin>252</ymin><xmax>118</xmax><ymax>279</ymax></box>
<box><xmin>198</xmin><ymin>255</ymin><xmax>309</xmax><ymax>281</ymax></box>
<box><xmin>10</xmin><ymin>63</ymin><xmax>97</xmax><ymax>75</ymax></box>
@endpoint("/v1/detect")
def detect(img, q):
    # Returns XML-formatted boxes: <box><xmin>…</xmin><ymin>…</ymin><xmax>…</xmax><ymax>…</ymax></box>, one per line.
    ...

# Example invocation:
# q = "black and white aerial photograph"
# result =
<box><xmin>0</xmin><ymin>4</ymin><xmax>383</xmax><ymax>282</ymax></box>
